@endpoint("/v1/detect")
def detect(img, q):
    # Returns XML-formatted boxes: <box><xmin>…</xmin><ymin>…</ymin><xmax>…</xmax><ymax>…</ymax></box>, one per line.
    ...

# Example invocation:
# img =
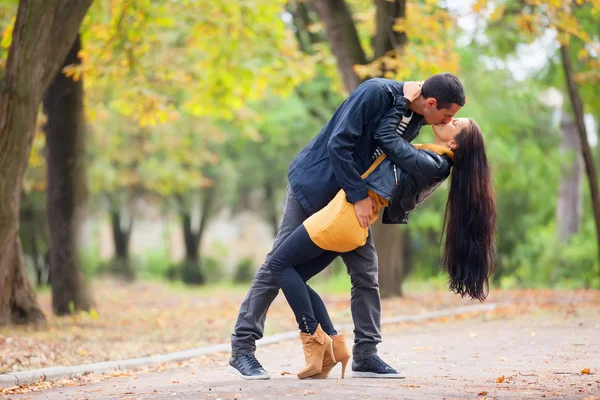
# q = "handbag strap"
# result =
<box><xmin>360</xmin><ymin>154</ymin><xmax>387</xmax><ymax>179</ymax></box>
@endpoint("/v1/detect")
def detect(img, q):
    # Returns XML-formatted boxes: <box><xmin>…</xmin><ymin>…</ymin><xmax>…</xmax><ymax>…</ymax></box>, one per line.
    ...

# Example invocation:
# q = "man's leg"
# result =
<box><xmin>229</xmin><ymin>185</ymin><xmax>308</xmax><ymax>379</ymax></box>
<box><xmin>340</xmin><ymin>230</ymin><xmax>381</xmax><ymax>360</ymax></box>
<box><xmin>342</xmin><ymin>229</ymin><xmax>403</xmax><ymax>378</ymax></box>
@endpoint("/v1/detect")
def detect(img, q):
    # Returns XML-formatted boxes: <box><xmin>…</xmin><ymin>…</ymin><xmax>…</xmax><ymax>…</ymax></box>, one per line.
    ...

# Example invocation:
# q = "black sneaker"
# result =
<box><xmin>228</xmin><ymin>355</ymin><xmax>271</xmax><ymax>380</ymax></box>
<box><xmin>351</xmin><ymin>355</ymin><xmax>404</xmax><ymax>378</ymax></box>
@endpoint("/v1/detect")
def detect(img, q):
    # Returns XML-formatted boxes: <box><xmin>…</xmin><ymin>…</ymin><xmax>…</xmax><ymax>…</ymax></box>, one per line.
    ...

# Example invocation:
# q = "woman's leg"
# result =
<box><xmin>267</xmin><ymin>224</ymin><xmax>327</xmax><ymax>334</ymax></box>
<box><xmin>307</xmin><ymin>285</ymin><xmax>338</xmax><ymax>336</ymax></box>
<box><xmin>295</xmin><ymin>252</ymin><xmax>349</xmax><ymax>379</ymax></box>
<box><xmin>295</xmin><ymin>251</ymin><xmax>339</xmax><ymax>282</ymax></box>
<box><xmin>294</xmin><ymin>251</ymin><xmax>340</xmax><ymax>337</ymax></box>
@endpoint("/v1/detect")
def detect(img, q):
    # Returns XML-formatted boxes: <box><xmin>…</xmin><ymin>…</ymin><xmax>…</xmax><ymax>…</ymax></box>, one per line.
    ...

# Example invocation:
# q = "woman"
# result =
<box><xmin>268</xmin><ymin>117</ymin><xmax>497</xmax><ymax>379</ymax></box>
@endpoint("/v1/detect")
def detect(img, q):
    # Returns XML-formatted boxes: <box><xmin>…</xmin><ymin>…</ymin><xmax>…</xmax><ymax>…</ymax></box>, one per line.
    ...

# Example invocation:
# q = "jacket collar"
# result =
<box><xmin>413</xmin><ymin>143</ymin><xmax>455</xmax><ymax>161</ymax></box>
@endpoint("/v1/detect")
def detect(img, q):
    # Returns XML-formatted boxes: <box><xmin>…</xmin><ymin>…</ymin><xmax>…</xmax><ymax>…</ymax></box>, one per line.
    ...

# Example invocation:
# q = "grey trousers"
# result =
<box><xmin>231</xmin><ymin>185</ymin><xmax>381</xmax><ymax>361</ymax></box>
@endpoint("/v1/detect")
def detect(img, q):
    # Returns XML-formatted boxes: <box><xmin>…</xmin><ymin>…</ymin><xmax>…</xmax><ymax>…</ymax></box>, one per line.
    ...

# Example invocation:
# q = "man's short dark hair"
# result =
<box><xmin>422</xmin><ymin>73</ymin><xmax>466</xmax><ymax>109</ymax></box>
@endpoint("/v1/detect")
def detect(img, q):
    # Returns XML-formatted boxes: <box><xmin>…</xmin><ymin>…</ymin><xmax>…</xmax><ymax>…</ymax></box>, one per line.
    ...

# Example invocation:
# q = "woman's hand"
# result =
<box><xmin>403</xmin><ymin>81</ymin><xmax>424</xmax><ymax>102</ymax></box>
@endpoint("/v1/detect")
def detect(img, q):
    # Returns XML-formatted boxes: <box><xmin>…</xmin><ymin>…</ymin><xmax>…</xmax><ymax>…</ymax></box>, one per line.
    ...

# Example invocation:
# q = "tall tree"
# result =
<box><xmin>42</xmin><ymin>34</ymin><xmax>93</xmax><ymax>314</ymax></box>
<box><xmin>311</xmin><ymin>0</ymin><xmax>458</xmax><ymax>296</ymax></box>
<box><xmin>312</xmin><ymin>0</ymin><xmax>367</xmax><ymax>91</ymax></box>
<box><xmin>479</xmin><ymin>0</ymin><xmax>600</xmax><ymax>272</ymax></box>
<box><xmin>368</xmin><ymin>0</ymin><xmax>409</xmax><ymax>297</ymax></box>
<box><xmin>0</xmin><ymin>0</ymin><xmax>92</xmax><ymax>325</ymax></box>
<box><xmin>559</xmin><ymin>42</ymin><xmax>600</xmax><ymax>269</ymax></box>
<box><xmin>312</xmin><ymin>1</ymin><xmax>405</xmax><ymax>296</ymax></box>
<box><xmin>176</xmin><ymin>184</ymin><xmax>218</xmax><ymax>284</ymax></box>
<box><xmin>556</xmin><ymin>113</ymin><xmax>583</xmax><ymax>241</ymax></box>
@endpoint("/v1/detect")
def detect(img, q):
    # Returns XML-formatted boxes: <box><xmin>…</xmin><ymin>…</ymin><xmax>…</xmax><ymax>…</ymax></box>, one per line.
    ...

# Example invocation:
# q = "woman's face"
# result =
<box><xmin>432</xmin><ymin>117</ymin><xmax>470</xmax><ymax>148</ymax></box>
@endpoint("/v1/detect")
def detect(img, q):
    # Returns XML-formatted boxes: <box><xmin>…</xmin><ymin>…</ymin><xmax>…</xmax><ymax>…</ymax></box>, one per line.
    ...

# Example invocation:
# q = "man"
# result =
<box><xmin>229</xmin><ymin>73</ymin><xmax>466</xmax><ymax>379</ymax></box>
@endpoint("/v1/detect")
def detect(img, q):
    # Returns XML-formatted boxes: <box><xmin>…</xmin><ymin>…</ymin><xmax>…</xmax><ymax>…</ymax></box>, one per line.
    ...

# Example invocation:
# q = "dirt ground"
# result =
<box><xmin>4</xmin><ymin>303</ymin><xmax>599</xmax><ymax>400</ymax></box>
<box><xmin>6</xmin><ymin>278</ymin><xmax>585</xmax><ymax>374</ymax></box>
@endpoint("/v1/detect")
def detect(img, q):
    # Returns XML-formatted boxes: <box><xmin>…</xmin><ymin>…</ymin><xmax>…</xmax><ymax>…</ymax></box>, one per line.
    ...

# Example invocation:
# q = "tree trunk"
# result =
<box><xmin>19</xmin><ymin>194</ymin><xmax>40</xmax><ymax>286</ymax></box>
<box><xmin>313</xmin><ymin>0</ymin><xmax>411</xmax><ymax>292</ymax></box>
<box><xmin>196</xmin><ymin>185</ymin><xmax>217</xmax><ymax>259</ymax></box>
<box><xmin>312</xmin><ymin>0</ymin><xmax>367</xmax><ymax>92</ymax></box>
<box><xmin>110</xmin><ymin>206</ymin><xmax>135</xmax><ymax>280</ymax></box>
<box><xmin>182</xmin><ymin>212</ymin><xmax>199</xmax><ymax>262</ymax></box>
<box><xmin>32</xmin><ymin>228</ymin><xmax>42</xmax><ymax>286</ymax></box>
<box><xmin>371</xmin><ymin>0</ymin><xmax>410</xmax><ymax>295</ymax></box>
<box><xmin>43</xmin><ymin>34</ymin><xmax>92</xmax><ymax>315</ymax></box>
<box><xmin>111</xmin><ymin>209</ymin><xmax>132</xmax><ymax>260</ymax></box>
<box><xmin>264</xmin><ymin>180</ymin><xmax>279</xmax><ymax>237</ymax></box>
<box><xmin>289</xmin><ymin>0</ymin><xmax>322</xmax><ymax>54</ymax></box>
<box><xmin>372</xmin><ymin>222</ymin><xmax>405</xmax><ymax>297</ymax></box>
<box><xmin>290</xmin><ymin>1</ymin><xmax>336</xmax><ymax>123</ymax></box>
<box><xmin>555</xmin><ymin>113</ymin><xmax>583</xmax><ymax>241</ymax></box>
<box><xmin>0</xmin><ymin>0</ymin><xmax>92</xmax><ymax>326</ymax></box>
<box><xmin>180</xmin><ymin>208</ymin><xmax>203</xmax><ymax>284</ymax></box>
<box><xmin>179</xmin><ymin>187</ymin><xmax>217</xmax><ymax>285</ymax></box>
<box><xmin>403</xmin><ymin>227</ymin><xmax>414</xmax><ymax>279</ymax></box>
<box><xmin>374</xmin><ymin>0</ymin><xmax>407</xmax><ymax>59</ymax></box>
<box><xmin>560</xmin><ymin>45</ymin><xmax>600</xmax><ymax>272</ymax></box>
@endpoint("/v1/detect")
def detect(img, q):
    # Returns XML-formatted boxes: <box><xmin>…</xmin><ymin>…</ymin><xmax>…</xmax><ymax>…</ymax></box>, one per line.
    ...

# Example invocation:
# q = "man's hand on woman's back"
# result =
<box><xmin>354</xmin><ymin>197</ymin><xmax>377</xmax><ymax>228</ymax></box>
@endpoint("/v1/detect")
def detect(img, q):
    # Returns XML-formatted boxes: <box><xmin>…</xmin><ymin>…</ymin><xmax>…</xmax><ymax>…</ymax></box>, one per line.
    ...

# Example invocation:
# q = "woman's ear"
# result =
<box><xmin>449</xmin><ymin>140</ymin><xmax>459</xmax><ymax>150</ymax></box>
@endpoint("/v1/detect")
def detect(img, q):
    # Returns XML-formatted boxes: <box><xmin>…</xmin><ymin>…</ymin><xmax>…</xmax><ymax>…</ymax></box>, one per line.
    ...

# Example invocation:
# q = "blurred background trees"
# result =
<box><xmin>0</xmin><ymin>0</ymin><xmax>598</xmax><ymax>325</ymax></box>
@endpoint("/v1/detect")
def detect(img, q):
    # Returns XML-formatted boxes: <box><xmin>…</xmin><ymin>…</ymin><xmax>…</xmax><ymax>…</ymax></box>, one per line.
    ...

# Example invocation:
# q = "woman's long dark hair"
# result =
<box><xmin>442</xmin><ymin>119</ymin><xmax>497</xmax><ymax>302</ymax></box>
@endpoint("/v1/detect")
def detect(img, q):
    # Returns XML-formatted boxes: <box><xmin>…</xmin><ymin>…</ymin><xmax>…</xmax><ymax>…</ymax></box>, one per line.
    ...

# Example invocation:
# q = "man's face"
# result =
<box><xmin>422</xmin><ymin>99</ymin><xmax>462</xmax><ymax>125</ymax></box>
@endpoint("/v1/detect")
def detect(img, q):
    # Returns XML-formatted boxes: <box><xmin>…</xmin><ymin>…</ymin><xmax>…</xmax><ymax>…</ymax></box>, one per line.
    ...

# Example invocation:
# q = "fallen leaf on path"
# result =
<box><xmin>495</xmin><ymin>375</ymin><xmax>505</xmax><ymax>383</ymax></box>
<box><xmin>497</xmin><ymin>357</ymin><xmax>506</xmax><ymax>361</ymax></box>
<box><xmin>2</xmin><ymin>385</ymin><xmax>20</xmax><ymax>393</ymax></box>
<box><xmin>280</xmin><ymin>371</ymin><xmax>292</xmax><ymax>375</ymax></box>
<box><xmin>303</xmin><ymin>390</ymin><xmax>317</xmax><ymax>394</ymax></box>
<box><xmin>581</xmin><ymin>368</ymin><xmax>591</xmax><ymax>374</ymax></box>
<box><xmin>413</xmin><ymin>347</ymin><xmax>432</xmax><ymax>352</ymax></box>
<box><xmin>478</xmin><ymin>391</ymin><xmax>488</xmax><ymax>395</ymax></box>
<box><xmin>399</xmin><ymin>384</ymin><xmax>420</xmax><ymax>388</ymax></box>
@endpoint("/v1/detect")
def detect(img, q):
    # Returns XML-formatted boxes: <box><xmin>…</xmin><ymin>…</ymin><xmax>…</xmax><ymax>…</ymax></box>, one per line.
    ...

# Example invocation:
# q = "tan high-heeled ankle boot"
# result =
<box><xmin>297</xmin><ymin>324</ymin><xmax>335</xmax><ymax>379</ymax></box>
<box><xmin>310</xmin><ymin>333</ymin><xmax>351</xmax><ymax>379</ymax></box>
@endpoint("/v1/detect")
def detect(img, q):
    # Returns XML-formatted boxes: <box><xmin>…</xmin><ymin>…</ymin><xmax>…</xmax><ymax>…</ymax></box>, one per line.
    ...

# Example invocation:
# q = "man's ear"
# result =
<box><xmin>449</xmin><ymin>140</ymin><xmax>459</xmax><ymax>150</ymax></box>
<box><xmin>425</xmin><ymin>98</ymin><xmax>437</xmax><ymax>109</ymax></box>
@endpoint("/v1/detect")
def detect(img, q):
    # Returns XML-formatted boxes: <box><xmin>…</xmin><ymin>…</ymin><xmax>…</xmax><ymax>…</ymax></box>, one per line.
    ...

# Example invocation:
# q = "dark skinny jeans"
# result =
<box><xmin>267</xmin><ymin>223</ymin><xmax>339</xmax><ymax>335</ymax></box>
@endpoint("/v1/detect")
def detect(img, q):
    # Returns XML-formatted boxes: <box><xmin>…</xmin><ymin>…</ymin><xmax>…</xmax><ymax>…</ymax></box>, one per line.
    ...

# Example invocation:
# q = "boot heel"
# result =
<box><xmin>340</xmin><ymin>357</ymin><xmax>350</xmax><ymax>379</ymax></box>
<box><xmin>327</xmin><ymin>341</ymin><xmax>336</xmax><ymax>364</ymax></box>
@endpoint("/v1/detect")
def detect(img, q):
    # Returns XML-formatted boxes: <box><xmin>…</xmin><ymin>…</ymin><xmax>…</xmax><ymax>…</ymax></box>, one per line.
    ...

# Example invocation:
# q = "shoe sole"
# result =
<box><xmin>227</xmin><ymin>365</ymin><xmax>271</xmax><ymax>380</ymax></box>
<box><xmin>351</xmin><ymin>371</ymin><xmax>405</xmax><ymax>379</ymax></box>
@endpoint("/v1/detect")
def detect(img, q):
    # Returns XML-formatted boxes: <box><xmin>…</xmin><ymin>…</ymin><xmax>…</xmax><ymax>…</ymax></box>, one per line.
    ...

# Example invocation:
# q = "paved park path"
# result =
<box><xmin>6</xmin><ymin>308</ymin><xmax>599</xmax><ymax>400</ymax></box>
